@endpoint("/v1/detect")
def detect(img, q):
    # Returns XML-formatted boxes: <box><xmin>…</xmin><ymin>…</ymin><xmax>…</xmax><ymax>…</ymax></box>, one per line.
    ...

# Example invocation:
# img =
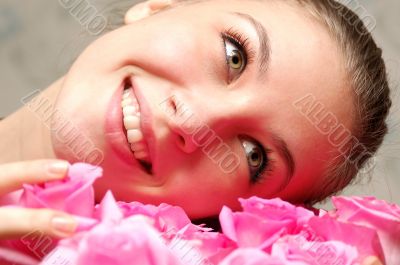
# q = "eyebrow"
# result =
<box><xmin>230</xmin><ymin>12</ymin><xmax>271</xmax><ymax>75</ymax></box>
<box><xmin>270</xmin><ymin>133</ymin><xmax>296</xmax><ymax>189</ymax></box>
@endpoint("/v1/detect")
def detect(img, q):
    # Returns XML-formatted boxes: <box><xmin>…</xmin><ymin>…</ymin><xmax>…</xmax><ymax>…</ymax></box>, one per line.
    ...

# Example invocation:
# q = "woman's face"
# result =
<box><xmin>52</xmin><ymin>0</ymin><xmax>353</xmax><ymax>218</ymax></box>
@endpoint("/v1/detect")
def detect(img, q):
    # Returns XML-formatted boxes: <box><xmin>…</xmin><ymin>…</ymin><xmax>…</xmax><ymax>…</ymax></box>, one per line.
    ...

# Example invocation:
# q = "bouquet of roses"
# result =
<box><xmin>0</xmin><ymin>163</ymin><xmax>398</xmax><ymax>265</ymax></box>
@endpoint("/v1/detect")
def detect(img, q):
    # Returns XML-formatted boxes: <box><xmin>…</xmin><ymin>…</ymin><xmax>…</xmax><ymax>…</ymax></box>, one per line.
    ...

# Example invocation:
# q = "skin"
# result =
<box><xmin>0</xmin><ymin>0</ymin><xmax>354</xmax><ymax>222</ymax></box>
<box><xmin>0</xmin><ymin>2</ymin><xmax>385</xmax><ymax>263</ymax></box>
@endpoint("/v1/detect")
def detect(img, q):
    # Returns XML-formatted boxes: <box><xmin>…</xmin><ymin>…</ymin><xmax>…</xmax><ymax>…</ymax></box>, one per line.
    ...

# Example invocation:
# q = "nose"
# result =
<box><xmin>162</xmin><ymin>91</ymin><xmax>229</xmax><ymax>154</ymax></box>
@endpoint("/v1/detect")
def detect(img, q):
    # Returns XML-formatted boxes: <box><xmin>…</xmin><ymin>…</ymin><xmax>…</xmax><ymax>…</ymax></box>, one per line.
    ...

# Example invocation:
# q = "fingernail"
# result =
<box><xmin>74</xmin><ymin>216</ymin><xmax>98</xmax><ymax>232</ymax></box>
<box><xmin>47</xmin><ymin>161</ymin><xmax>69</xmax><ymax>177</ymax></box>
<box><xmin>51</xmin><ymin>216</ymin><xmax>77</xmax><ymax>237</ymax></box>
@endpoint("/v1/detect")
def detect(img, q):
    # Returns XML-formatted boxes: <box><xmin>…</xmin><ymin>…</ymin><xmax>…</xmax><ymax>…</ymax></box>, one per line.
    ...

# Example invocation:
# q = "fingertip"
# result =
<box><xmin>50</xmin><ymin>215</ymin><xmax>78</xmax><ymax>238</ymax></box>
<box><xmin>46</xmin><ymin>160</ymin><xmax>70</xmax><ymax>180</ymax></box>
<box><xmin>363</xmin><ymin>256</ymin><xmax>383</xmax><ymax>265</ymax></box>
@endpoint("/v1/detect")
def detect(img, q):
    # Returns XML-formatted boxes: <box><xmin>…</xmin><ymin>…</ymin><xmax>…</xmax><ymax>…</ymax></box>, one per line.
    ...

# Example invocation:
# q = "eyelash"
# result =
<box><xmin>252</xmin><ymin>145</ymin><xmax>275</xmax><ymax>184</ymax></box>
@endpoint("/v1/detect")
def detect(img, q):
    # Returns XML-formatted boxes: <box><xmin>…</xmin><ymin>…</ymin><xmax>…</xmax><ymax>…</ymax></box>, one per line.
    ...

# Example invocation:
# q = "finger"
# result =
<box><xmin>148</xmin><ymin>0</ymin><xmax>175</xmax><ymax>10</ymax></box>
<box><xmin>0</xmin><ymin>160</ymin><xmax>69</xmax><ymax>195</ymax></box>
<box><xmin>0</xmin><ymin>207</ymin><xmax>77</xmax><ymax>240</ymax></box>
<box><xmin>125</xmin><ymin>0</ymin><xmax>179</xmax><ymax>24</ymax></box>
<box><xmin>124</xmin><ymin>2</ymin><xmax>150</xmax><ymax>24</ymax></box>
<box><xmin>362</xmin><ymin>256</ymin><xmax>383</xmax><ymax>265</ymax></box>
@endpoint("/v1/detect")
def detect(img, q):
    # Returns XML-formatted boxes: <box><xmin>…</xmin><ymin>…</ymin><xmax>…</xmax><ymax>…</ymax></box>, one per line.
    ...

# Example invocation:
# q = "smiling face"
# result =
<box><xmin>52</xmin><ymin>0</ymin><xmax>353</xmax><ymax>218</ymax></box>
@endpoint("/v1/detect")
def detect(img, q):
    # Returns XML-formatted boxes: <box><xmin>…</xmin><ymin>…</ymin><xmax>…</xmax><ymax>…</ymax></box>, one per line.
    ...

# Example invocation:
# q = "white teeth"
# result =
<box><xmin>123</xmin><ymin>105</ymin><xmax>139</xmax><ymax>116</ymax></box>
<box><xmin>123</xmin><ymin>90</ymin><xmax>131</xmax><ymax>99</ymax></box>
<box><xmin>131</xmin><ymin>142</ymin><xmax>147</xmax><ymax>152</ymax></box>
<box><xmin>124</xmin><ymin>116</ymin><xmax>140</xmax><ymax>130</ymax></box>
<box><xmin>127</xmin><ymin>129</ymin><xmax>143</xmax><ymax>143</ymax></box>
<box><xmin>122</xmin><ymin>88</ymin><xmax>151</xmax><ymax>165</ymax></box>
<box><xmin>121</xmin><ymin>98</ymin><xmax>132</xmax><ymax>107</ymax></box>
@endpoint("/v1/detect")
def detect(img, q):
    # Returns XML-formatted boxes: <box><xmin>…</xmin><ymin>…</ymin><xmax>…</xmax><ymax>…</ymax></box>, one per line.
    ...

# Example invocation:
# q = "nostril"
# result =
<box><xmin>176</xmin><ymin>133</ymin><xmax>198</xmax><ymax>153</ymax></box>
<box><xmin>170</xmin><ymin>96</ymin><xmax>178</xmax><ymax>115</ymax></box>
<box><xmin>177</xmin><ymin>135</ymin><xmax>185</xmax><ymax>147</ymax></box>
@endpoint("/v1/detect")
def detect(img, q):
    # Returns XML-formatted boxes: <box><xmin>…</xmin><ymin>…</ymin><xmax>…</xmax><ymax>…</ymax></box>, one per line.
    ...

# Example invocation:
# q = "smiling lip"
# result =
<box><xmin>129</xmin><ymin>76</ymin><xmax>158</xmax><ymax>176</ymax></box>
<box><xmin>104</xmin><ymin>78</ymin><xmax>151</xmax><ymax>174</ymax></box>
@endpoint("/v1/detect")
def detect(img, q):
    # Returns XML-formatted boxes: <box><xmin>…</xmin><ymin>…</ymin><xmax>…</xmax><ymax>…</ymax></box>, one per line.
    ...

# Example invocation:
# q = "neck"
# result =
<box><xmin>0</xmin><ymin>77</ymin><xmax>64</xmax><ymax>163</ymax></box>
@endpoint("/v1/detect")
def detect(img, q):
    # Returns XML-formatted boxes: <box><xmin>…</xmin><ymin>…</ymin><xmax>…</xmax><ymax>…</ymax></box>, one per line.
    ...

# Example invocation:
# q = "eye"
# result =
<box><xmin>226</xmin><ymin>42</ymin><xmax>245</xmax><ymax>70</ymax></box>
<box><xmin>222</xmin><ymin>35</ymin><xmax>247</xmax><ymax>83</ymax></box>
<box><xmin>240</xmin><ymin>136</ymin><xmax>271</xmax><ymax>184</ymax></box>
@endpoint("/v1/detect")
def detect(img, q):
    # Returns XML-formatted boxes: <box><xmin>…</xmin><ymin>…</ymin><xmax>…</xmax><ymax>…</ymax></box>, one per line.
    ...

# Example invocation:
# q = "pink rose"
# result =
<box><xmin>117</xmin><ymin>201</ymin><xmax>192</xmax><ymax>235</ymax></box>
<box><xmin>43</xmin><ymin>191</ymin><xmax>234</xmax><ymax>265</ymax></box>
<box><xmin>332</xmin><ymin>196</ymin><xmax>400</xmax><ymax>264</ymax></box>
<box><xmin>43</xmin><ymin>192</ymin><xmax>192</xmax><ymax>265</ymax></box>
<box><xmin>306</xmin><ymin>215</ymin><xmax>385</xmax><ymax>262</ymax></box>
<box><xmin>219</xmin><ymin>248</ymin><xmax>285</xmax><ymax>265</ymax></box>
<box><xmin>117</xmin><ymin>199</ymin><xmax>234</xmax><ymax>263</ymax></box>
<box><xmin>166</xmin><ymin>225</ymin><xmax>234</xmax><ymax>264</ymax></box>
<box><xmin>2</xmin><ymin>163</ymin><xmax>398</xmax><ymax>265</ymax></box>
<box><xmin>20</xmin><ymin>163</ymin><xmax>102</xmax><ymax>217</ymax></box>
<box><xmin>219</xmin><ymin>197</ymin><xmax>315</xmax><ymax>250</ymax></box>
<box><xmin>43</xmin><ymin>217</ymin><xmax>180</xmax><ymax>265</ymax></box>
<box><xmin>270</xmin><ymin>234</ymin><xmax>358</xmax><ymax>265</ymax></box>
<box><xmin>239</xmin><ymin>197</ymin><xmax>315</xmax><ymax>226</ymax></box>
<box><xmin>116</xmin><ymin>193</ymin><xmax>234</xmax><ymax>265</ymax></box>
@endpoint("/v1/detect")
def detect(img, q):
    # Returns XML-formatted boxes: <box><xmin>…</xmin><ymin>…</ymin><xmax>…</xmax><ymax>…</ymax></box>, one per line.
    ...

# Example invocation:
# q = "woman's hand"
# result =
<box><xmin>0</xmin><ymin>160</ymin><xmax>77</xmax><ymax>239</ymax></box>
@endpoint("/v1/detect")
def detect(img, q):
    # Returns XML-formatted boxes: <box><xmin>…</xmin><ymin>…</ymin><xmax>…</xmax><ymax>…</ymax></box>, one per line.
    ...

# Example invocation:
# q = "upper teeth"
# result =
<box><xmin>122</xmin><ymin>88</ymin><xmax>151</xmax><ymax>163</ymax></box>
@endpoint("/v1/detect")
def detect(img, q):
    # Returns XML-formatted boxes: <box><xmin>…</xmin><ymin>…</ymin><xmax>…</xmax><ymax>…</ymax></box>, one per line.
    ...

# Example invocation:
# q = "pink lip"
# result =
<box><xmin>130</xmin><ymin>76</ymin><xmax>158</xmax><ymax>175</ymax></box>
<box><xmin>104</xmin><ymin>78</ymin><xmax>145</xmax><ymax>171</ymax></box>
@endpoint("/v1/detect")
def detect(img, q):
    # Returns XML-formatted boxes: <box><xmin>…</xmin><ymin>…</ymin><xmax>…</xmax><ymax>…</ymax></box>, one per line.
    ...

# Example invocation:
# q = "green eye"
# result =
<box><xmin>240</xmin><ymin>137</ymin><xmax>269</xmax><ymax>184</ymax></box>
<box><xmin>224</xmin><ymin>38</ymin><xmax>247</xmax><ymax>81</ymax></box>
<box><xmin>249</xmin><ymin>148</ymin><xmax>263</xmax><ymax>167</ymax></box>
<box><xmin>243</xmin><ymin>140</ymin><xmax>264</xmax><ymax>169</ymax></box>
<box><xmin>228</xmin><ymin>50</ymin><xmax>244</xmax><ymax>70</ymax></box>
<box><xmin>222</xmin><ymin>28</ymin><xmax>254</xmax><ymax>83</ymax></box>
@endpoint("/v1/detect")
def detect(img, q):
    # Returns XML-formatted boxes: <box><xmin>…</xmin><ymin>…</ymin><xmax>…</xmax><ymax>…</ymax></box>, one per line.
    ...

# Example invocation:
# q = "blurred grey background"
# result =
<box><xmin>0</xmin><ymin>1</ymin><xmax>399</xmax><ymax>206</ymax></box>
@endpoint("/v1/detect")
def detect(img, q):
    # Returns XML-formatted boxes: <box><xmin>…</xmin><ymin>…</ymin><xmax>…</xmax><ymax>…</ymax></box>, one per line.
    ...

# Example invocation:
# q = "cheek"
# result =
<box><xmin>164</xmin><ymin>159</ymin><xmax>246</xmax><ymax>199</ymax></box>
<box><xmin>162</xmin><ymin>174</ymin><xmax>244</xmax><ymax>218</ymax></box>
<box><xmin>111</xmin><ymin>12</ymin><xmax>217</xmax><ymax>86</ymax></box>
<box><xmin>51</xmin><ymin>71</ymin><xmax>123</xmax><ymax>163</ymax></box>
<box><xmin>123</xmin><ymin>21</ymin><xmax>207</xmax><ymax>85</ymax></box>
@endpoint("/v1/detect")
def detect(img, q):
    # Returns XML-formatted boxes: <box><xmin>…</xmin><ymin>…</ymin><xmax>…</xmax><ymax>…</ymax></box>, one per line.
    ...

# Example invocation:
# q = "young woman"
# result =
<box><xmin>0</xmin><ymin>0</ymin><xmax>391</xmax><ymax>247</ymax></box>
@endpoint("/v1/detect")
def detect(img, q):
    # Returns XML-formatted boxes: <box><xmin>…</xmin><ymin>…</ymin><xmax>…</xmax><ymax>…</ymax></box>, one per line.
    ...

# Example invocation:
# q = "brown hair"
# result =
<box><xmin>289</xmin><ymin>0</ymin><xmax>392</xmax><ymax>204</ymax></box>
<box><xmin>103</xmin><ymin>0</ymin><xmax>392</xmax><ymax>204</ymax></box>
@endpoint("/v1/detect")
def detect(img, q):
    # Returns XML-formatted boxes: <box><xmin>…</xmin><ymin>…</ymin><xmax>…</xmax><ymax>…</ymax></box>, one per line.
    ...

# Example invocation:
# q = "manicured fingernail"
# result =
<box><xmin>47</xmin><ymin>161</ymin><xmax>69</xmax><ymax>177</ymax></box>
<box><xmin>51</xmin><ymin>216</ymin><xmax>77</xmax><ymax>236</ymax></box>
<box><xmin>74</xmin><ymin>216</ymin><xmax>98</xmax><ymax>232</ymax></box>
<box><xmin>363</xmin><ymin>256</ymin><xmax>382</xmax><ymax>265</ymax></box>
